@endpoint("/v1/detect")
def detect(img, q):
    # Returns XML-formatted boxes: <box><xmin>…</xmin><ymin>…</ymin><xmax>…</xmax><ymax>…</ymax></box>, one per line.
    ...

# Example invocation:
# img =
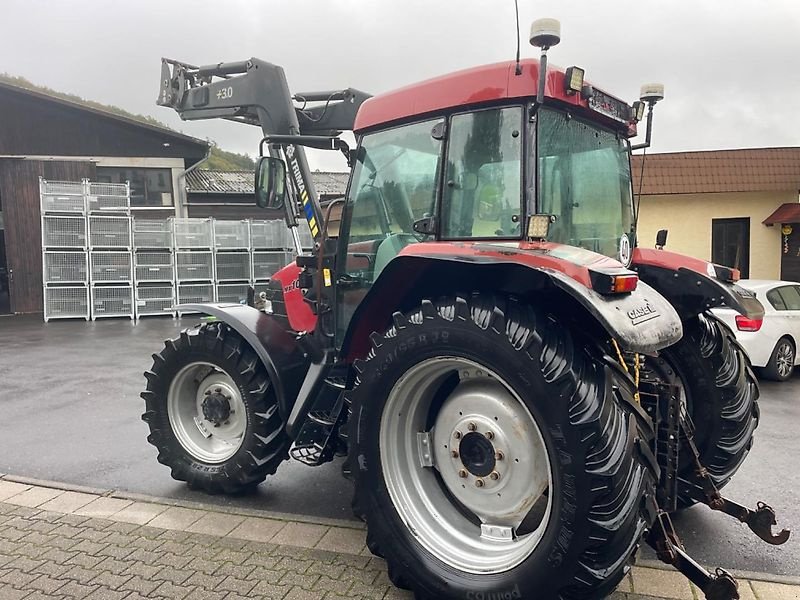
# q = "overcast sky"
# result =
<box><xmin>2</xmin><ymin>0</ymin><xmax>799</xmax><ymax>171</ymax></box>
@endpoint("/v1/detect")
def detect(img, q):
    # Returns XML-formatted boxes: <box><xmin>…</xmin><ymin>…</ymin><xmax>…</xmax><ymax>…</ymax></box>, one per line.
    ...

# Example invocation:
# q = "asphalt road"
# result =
<box><xmin>0</xmin><ymin>314</ymin><xmax>797</xmax><ymax>577</ymax></box>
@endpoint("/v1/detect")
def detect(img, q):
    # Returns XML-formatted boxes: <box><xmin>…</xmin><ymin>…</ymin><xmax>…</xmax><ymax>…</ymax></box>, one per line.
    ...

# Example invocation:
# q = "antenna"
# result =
<box><xmin>514</xmin><ymin>0</ymin><xmax>522</xmax><ymax>76</ymax></box>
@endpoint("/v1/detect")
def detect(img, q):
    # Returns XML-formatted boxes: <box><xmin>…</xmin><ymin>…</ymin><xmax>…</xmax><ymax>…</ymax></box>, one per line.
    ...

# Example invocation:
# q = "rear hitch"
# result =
<box><xmin>646</xmin><ymin>509</ymin><xmax>740</xmax><ymax>600</ymax></box>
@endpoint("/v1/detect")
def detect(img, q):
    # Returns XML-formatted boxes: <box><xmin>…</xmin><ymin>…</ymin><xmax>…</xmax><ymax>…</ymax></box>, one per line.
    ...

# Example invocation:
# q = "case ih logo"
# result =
<box><xmin>627</xmin><ymin>303</ymin><xmax>659</xmax><ymax>325</ymax></box>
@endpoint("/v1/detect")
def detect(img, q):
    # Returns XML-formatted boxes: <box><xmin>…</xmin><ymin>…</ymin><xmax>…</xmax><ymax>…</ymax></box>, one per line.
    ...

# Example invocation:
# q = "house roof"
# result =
<box><xmin>186</xmin><ymin>169</ymin><xmax>349</xmax><ymax>196</ymax></box>
<box><xmin>632</xmin><ymin>147</ymin><xmax>800</xmax><ymax>195</ymax></box>
<box><xmin>0</xmin><ymin>79</ymin><xmax>208</xmax><ymax>150</ymax></box>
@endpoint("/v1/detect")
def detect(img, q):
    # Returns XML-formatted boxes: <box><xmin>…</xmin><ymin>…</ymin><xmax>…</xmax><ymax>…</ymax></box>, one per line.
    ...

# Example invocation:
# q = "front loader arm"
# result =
<box><xmin>157</xmin><ymin>57</ymin><xmax>370</xmax><ymax>246</ymax></box>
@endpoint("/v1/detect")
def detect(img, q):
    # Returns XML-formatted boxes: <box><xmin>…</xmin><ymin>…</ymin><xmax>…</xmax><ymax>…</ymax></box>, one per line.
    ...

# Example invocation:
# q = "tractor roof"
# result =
<box><xmin>354</xmin><ymin>59</ymin><xmax>606</xmax><ymax>133</ymax></box>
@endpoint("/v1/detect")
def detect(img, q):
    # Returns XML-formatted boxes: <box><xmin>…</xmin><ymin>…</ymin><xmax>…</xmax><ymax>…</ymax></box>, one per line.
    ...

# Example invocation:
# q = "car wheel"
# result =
<box><xmin>763</xmin><ymin>336</ymin><xmax>795</xmax><ymax>382</ymax></box>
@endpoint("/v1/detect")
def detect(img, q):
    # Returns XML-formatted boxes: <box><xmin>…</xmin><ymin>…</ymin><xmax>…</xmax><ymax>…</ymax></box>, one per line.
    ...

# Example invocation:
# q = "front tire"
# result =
<box><xmin>141</xmin><ymin>323</ymin><xmax>290</xmax><ymax>494</ymax></box>
<box><xmin>763</xmin><ymin>336</ymin><xmax>795</xmax><ymax>382</ymax></box>
<box><xmin>348</xmin><ymin>294</ymin><xmax>657</xmax><ymax>600</ymax></box>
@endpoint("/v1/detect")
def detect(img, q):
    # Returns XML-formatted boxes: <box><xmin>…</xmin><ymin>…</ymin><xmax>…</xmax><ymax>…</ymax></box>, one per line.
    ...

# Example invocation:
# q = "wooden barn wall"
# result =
<box><xmin>0</xmin><ymin>159</ymin><xmax>95</xmax><ymax>314</ymax></box>
<box><xmin>0</xmin><ymin>86</ymin><xmax>205</xmax><ymax>161</ymax></box>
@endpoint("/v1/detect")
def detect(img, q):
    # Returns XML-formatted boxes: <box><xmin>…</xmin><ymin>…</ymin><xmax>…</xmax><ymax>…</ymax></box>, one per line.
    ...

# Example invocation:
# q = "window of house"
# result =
<box><xmin>96</xmin><ymin>167</ymin><xmax>174</xmax><ymax>207</ymax></box>
<box><xmin>711</xmin><ymin>217</ymin><xmax>750</xmax><ymax>278</ymax></box>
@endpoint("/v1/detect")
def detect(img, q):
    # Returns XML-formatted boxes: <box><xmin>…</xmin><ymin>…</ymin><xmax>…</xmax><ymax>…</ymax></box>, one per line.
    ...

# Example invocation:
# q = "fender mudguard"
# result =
<box><xmin>342</xmin><ymin>244</ymin><xmax>683</xmax><ymax>357</ymax></box>
<box><xmin>632</xmin><ymin>248</ymin><xmax>764</xmax><ymax>321</ymax></box>
<box><xmin>175</xmin><ymin>303</ymin><xmax>309</xmax><ymax>420</ymax></box>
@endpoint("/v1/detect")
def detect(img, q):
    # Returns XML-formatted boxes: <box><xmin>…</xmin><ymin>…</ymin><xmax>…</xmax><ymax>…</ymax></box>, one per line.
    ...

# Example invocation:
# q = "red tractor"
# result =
<box><xmin>144</xmin><ymin>19</ymin><xmax>788</xmax><ymax>599</ymax></box>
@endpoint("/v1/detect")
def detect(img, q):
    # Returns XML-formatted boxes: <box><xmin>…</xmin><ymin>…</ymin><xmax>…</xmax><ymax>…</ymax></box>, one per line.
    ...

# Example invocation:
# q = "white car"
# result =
<box><xmin>713</xmin><ymin>279</ymin><xmax>800</xmax><ymax>382</ymax></box>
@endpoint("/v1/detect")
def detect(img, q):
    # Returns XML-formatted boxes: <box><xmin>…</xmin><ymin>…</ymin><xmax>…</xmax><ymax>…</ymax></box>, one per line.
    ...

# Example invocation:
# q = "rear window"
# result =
<box><xmin>777</xmin><ymin>285</ymin><xmax>800</xmax><ymax>310</ymax></box>
<box><xmin>767</xmin><ymin>288</ymin><xmax>787</xmax><ymax>310</ymax></box>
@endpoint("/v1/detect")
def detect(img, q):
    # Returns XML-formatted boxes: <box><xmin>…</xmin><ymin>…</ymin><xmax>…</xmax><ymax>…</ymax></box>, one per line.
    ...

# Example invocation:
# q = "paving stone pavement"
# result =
<box><xmin>1</xmin><ymin>479</ymin><xmax>798</xmax><ymax>600</ymax></box>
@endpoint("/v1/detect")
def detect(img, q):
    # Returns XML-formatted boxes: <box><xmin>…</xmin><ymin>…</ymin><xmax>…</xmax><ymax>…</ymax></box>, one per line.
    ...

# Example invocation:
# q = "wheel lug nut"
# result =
<box><xmin>458</xmin><ymin>469</ymin><xmax>468</xmax><ymax>478</ymax></box>
<box><xmin>489</xmin><ymin>471</ymin><xmax>500</xmax><ymax>481</ymax></box>
<box><xmin>454</xmin><ymin>431</ymin><xmax>462</xmax><ymax>440</ymax></box>
<box><xmin>495</xmin><ymin>451</ymin><xmax>504</xmax><ymax>461</ymax></box>
<box><xmin>451</xmin><ymin>450</ymin><xmax>459</xmax><ymax>459</ymax></box>
<box><xmin>475</xmin><ymin>479</ymin><xmax>485</xmax><ymax>488</ymax></box>
<box><xmin>215</xmin><ymin>388</ymin><xmax>221</xmax><ymax>393</ymax></box>
<box><xmin>485</xmin><ymin>431</ymin><xmax>494</xmax><ymax>440</ymax></box>
<box><xmin>467</xmin><ymin>422</ymin><xmax>477</xmax><ymax>432</ymax></box>
<box><xmin>204</xmin><ymin>390</ymin><xmax>211</xmax><ymax>395</ymax></box>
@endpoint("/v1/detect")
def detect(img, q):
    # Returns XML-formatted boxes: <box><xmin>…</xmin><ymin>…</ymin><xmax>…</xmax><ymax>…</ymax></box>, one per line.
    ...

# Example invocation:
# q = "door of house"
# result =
<box><xmin>712</xmin><ymin>217</ymin><xmax>750</xmax><ymax>278</ymax></box>
<box><xmin>0</xmin><ymin>190</ymin><xmax>10</xmax><ymax>314</ymax></box>
<box><xmin>780</xmin><ymin>223</ymin><xmax>800</xmax><ymax>282</ymax></box>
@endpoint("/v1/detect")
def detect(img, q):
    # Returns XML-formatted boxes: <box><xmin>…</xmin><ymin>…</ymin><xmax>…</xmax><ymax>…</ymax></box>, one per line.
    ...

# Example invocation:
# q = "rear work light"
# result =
<box><xmin>735</xmin><ymin>315</ymin><xmax>763</xmax><ymax>332</ymax></box>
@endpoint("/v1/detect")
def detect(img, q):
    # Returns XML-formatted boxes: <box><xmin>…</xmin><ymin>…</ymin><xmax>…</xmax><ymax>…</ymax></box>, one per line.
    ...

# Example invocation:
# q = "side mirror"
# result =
<box><xmin>655</xmin><ymin>229</ymin><xmax>668</xmax><ymax>249</ymax></box>
<box><xmin>255</xmin><ymin>156</ymin><xmax>287</xmax><ymax>209</ymax></box>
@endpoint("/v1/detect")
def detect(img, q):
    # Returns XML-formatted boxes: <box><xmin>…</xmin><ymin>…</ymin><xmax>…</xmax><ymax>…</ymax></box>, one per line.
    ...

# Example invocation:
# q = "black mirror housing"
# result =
<box><xmin>655</xmin><ymin>229</ymin><xmax>668</xmax><ymax>249</ymax></box>
<box><xmin>255</xmin><ymin>156</ymin><xmax>287</xmax><ymax>210</ymax></box>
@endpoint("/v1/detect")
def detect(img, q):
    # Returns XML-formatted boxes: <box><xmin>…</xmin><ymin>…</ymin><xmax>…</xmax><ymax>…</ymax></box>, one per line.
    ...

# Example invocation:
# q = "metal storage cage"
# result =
<box><xmin>43</xmin><ymin>251</ymin><xmax>88</xmax><ymax>283</ymax></box>
<box><xmin>214</xmin><ymin>220</ymin><xmax>251</xmax><ymax>250</ymax></box>
<box><xmin>89</xmin><ymin>215</ymin><xmax>132</xmax><ymax>249</ymax></box>
<box><xmin>134</xmin><ymin>251</ymin><xmax>174</xmax><ymax>282</ymax></box>
<box><xmin>215</xmin><ymin>251</ymin><xmax>251</xmax><ymax>282</ymax></box>
<box><xmin>177</xmin><ymin>283</ymin><xmax>215</xmax><ymax>315</ymax></box>
<box><xmin>44</xmin><ymin>285</ymin><xmax>90</xmax><ymax>321</ymax></box>
<box><xmin>42</xmin><ymin>215</ymin><xmax>87</xmax><ymax>248</ymax></box>
<box><xmin>296</xmin><ymin>221</ymin><xmax>315</xmax><ymax>250</ymax></box>
<box><xmin>133</xmin><ymin>219</ymin><xmax>173</xmax><ymax>248</ymax></box>
<box><xmin>40</xmin><ymin>178</ymin><xmax>86</xmax><ymax>197</ymax></box>
<box><xmin>216</xmin><ymin>283</ymin><xmax>251</xmax><ymax>304</ymax></box>
<box><xmin>173</xmin><ymin>218</ymin><xmax>213</xmax><ymax>249</ymax></box>
<box><xmin>86</xmin><ymin>182</ymin><xmax>130</xmax><ymax>213</ymax></box>
<box><xmin>250</xmin><ymin>220</ymin><xmax>287</xmax><ymax>249</ymax></box>
<box><xmin>90</xmin><ymin>251</ymin><xmax>133</xmax><ymax>283</ymax></box>
<box><xmin>252</xmin><ymin>251</ymin><xmax>290</xmax><ymax>280</ymax></box>
<box><xmin>91</xmin><ymin>285</ymin><xmax>134</xmax><ymax>319</ymax></box>
<box><xmin>135</xmin><ymin>284</ymin><xmax>176</xmax><ymax>318</ymax></box>
<box><xmin>40</xmin><ymin>178</ymin><xmax>86</xmax><ymax>214</ymax></box>
<box><xmin>176</xmin><ymin>251</ymin><xmax>214</xmax><ymax>281</ymax></box>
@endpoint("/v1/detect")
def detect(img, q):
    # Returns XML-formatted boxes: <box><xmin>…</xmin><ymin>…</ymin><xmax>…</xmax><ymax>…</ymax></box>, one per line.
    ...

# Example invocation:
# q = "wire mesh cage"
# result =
<box><xmin>86</xmin><ymin>182</ymin><xmax>130</xmax><ymax>213</ymax></box>
<box><xmin>91</xmin><ymin>285</ymin><xmax>134</xmax><ymax>319</ymax></box>
<box><xmin>176</xmin><ymin>251</ymin><xmax>214</xmax><ymax>281</ymax></box>
<box><xmin>214</xmin><ymin>220</ymin><xmax>251</xmax><ymax>250</ymax></box>
<box><xmin>132</xmin><ymin>218</ymin><xmax>173</xmax><ymax>248</ymax></box>
<box><xmin>44</xmin><ymin>285</ymin><xmax>90</xmax><ymax>321</ymax></box>
<box><xmin>43</xmin><ymin>251</ymin><xmax>88</xmax><ymax>283</ymax></box>
<box><xmin>89</xmin><ymin>216</ymin><xmax>131</xmax><ymax>249</ymax></box>
<box><xmin>216</xmin><ymin>283</ymin><xmax>251</xmax><ymax>304</ymax></box>
<box><xmin>177</xmin><ymin>282</ymin><xmax>215</xmax><ymax>305</ymax></box>
<box><xmin>215</xmin><ymin>251</ymin><xmax>251</xmax><ymax>282</ymax></box>
<box><xmin>296</xmin><ymin>221</ymin><xmax>315</xmax><ymax>250</ymax></box>
<box><xmin>42</xmin><ymin>216</ymin><xmax>88</xmax><ymax>248</ymax></box>
<box><xmin>134</xmin><ymin>251</ymin><xmax>174</xmax><ymax>282</ymax></box>
<box><xmin>250</xmin><ymin>220</ymin><xmax>287</xmax><ymax>249</ymax></box>
<box><xmin>40</xmin><ymin>179</ymin><xmax>85</xmax><ymax>197</ymax></box>
<box><xmin>252</xmin><ymin>251</ymin><xmax>290</xmax><ymax>280</ymax></box>
<box><xmin>173</xmin><ymin>218</ymin><xmax>213</xmax><ymax>249</ymax></box>
<box><xmin>90</xmin><ymin>251</ymin><xmax>133</xmax><ymax>282</ymax></box>
<box><xmin>135</xmin><ymin>284</ymin><xmax>175</xmax><ymax>317</ymax></box>
<box><xmin>41</xmin><ymin>193</ymin><xmax>86</xmax><ymax>214</ymax></box>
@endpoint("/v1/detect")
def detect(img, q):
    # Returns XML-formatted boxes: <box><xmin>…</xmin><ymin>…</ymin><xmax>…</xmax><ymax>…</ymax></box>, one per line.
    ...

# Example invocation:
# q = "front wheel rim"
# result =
<box><xmin>380</xmin><ymin>357</ymin><xmax>553</xmax><ymax>575</ymax></box>
<box><xmin>167</xmin><ymin>362</ymin><xmax>247</xmax><ymax>463</ymax></box>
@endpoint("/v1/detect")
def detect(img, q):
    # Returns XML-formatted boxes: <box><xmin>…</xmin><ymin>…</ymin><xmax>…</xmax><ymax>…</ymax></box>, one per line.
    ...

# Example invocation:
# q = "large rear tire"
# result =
<box><xmin>648</xmin><ymin>312</ymin><xmax>759</xmax><ymax>506</ymax></box>
<box><xmin>141</xmin><ymin>323</ymin><xmax>290</xmax><ymax>494</ymax></box>
<box><xmin>347</xmin><ymin>294</ymin><xmax>657</xmax><ymax>600</ymax></box>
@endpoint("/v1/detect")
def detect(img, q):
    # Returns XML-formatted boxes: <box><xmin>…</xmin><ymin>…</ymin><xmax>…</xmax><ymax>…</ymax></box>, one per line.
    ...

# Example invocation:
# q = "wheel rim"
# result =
<box><xmin>380</xmin><ymin>357</ymin><xmax>553</xmax><ymax>575</ymax></box>
<box><xmin>776</xmin><ymin>342</ymin><xmax>794</xmax><ymax>378</ymax></box>
<box><xmin>167</xmin><ymin>362</ymin><xmax>247</xmax><ymax>463</ymax></box>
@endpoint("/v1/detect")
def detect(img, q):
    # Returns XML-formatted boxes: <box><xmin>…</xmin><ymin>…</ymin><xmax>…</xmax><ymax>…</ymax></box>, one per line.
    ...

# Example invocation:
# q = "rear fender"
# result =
<box><xmin>175</xmin><ymin>303</ymin><xmax>309</xmax><ymax>420</ymax></box>
<box><xmin>632</xmin><ymin>248</ymin><xmax>764</xmax><ymax>321</ymax></box>
<box><xmin>341</xmin><ymin>255</ymin><xmax>682</xmax><ymax>359</ymax></box>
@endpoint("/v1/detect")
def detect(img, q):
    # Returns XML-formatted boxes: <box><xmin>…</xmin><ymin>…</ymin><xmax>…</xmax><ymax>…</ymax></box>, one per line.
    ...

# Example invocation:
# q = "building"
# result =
<box><xmin>634</xmin><ymin>147</ymin><xmax>800</xmax><ymax>281</ymax></box>
<box><xmin>0</xmin><ymin>80</ymin><xmax>208</xmax><ymax>315</ymax></box>
<box><xmin>185</xmin><ymin>169</ymin><xmax>349</xmax><ymax>220</ymax></box>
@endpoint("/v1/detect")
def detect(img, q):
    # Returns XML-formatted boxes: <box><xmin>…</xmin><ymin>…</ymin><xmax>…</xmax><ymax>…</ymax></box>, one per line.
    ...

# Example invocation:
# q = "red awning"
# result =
<box><xmin>763</xmin><ymin>203</ymin><xmax>800</xmax><ymax>225</ymax></box>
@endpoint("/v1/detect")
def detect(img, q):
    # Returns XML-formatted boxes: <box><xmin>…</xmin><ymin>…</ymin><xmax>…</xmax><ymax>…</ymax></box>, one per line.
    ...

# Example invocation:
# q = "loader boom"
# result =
<box><xmin>158</xmin><ymin>57</ymin><xmax>370</xmax><ymax>246</ymax></box>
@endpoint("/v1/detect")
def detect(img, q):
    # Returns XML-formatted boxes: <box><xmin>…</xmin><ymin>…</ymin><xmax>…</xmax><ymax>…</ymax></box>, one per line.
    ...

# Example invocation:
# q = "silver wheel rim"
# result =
<box><xmin>380</xmin><ymin>357</ymin><xmax>553</xmax><ymax>574</ymax></box>
<box><xmin>776</xmin><ymin>342</ymin><xmax>794</xmax><ymax>378</ymax></box>
<box><xmin>167</xmin><ymin>361</ymin><xmax>247</xmax><ymax>463</ymax></box>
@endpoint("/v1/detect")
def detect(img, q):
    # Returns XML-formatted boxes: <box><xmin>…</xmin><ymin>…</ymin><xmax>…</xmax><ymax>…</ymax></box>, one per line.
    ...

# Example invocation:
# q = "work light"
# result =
<box><xmin>564</xmin><ymin>66</ymin><xmax>584</xmax><ymax>95</ymax></box>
